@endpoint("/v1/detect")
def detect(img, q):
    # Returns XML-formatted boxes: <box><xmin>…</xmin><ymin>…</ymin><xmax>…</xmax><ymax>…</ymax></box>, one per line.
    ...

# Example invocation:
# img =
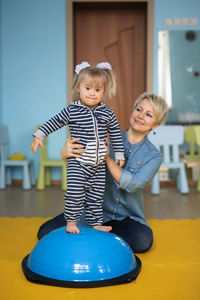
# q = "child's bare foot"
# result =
<box><xmin>66</xmin><ymin>221</ymin><xmax>80</xmax><ymax>233</ymax></box>
<box><xmin>93</xmin><ymin>225</ymin><xmax>112</xmax><ymax>232</ymax></box>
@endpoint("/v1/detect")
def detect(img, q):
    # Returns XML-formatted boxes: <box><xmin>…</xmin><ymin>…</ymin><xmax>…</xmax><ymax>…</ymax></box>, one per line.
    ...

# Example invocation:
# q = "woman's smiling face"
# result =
<box><xmin>130</xmin><ymin>98</ymin><xmax>158</xmax><ymax>134</ymax></box>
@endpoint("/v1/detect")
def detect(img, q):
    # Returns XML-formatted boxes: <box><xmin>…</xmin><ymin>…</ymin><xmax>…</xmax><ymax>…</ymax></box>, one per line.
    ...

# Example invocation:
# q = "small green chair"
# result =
<box><xmin>181</xmin><ymin>126</ymin><xmax>200</xmax><ymax>180</ymax></box>
<box><xmin>193</xmin><ymin>126</ymin><xmax>200</xmax><ymax>192</ymax></box>
<box><xmin>184</xmin><ymin>126</ymin><xmax>199</xmax><ymax>159</ymax></box>
<box><xmin>35</xmin><ymin>126</ymin><xmax>67</xmax><ymax>191</ymax></box>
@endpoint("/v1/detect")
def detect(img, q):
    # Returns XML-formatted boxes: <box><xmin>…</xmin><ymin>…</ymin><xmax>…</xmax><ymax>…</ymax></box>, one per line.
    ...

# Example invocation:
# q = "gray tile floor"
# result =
<box><xmin>1</xmin><ymin>184</ymin><xmax>200</xmax><ymax>219</ymax></box>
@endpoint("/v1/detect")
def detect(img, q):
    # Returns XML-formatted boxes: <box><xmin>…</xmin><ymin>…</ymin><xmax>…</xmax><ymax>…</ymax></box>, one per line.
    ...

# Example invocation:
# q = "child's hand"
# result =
<box><xmin>115</xmin><ymin>159</ymin><xmax>125</xmax><ymax>168</ymax></box>
<box><xmin>31</xmin><ymin>137</ymin><xmax>44</xmax><ymax>153</ymax></box>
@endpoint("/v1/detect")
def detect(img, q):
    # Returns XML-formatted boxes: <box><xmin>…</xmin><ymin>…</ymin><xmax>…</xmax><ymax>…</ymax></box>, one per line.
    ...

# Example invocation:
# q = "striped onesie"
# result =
<box><xmin>34</xmin><ymin>100</ymin><xmax>124</xmax><ymax>226</ymax></box>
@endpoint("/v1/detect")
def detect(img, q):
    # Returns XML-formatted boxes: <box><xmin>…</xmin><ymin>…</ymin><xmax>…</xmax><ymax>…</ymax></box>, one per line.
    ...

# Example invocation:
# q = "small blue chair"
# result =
<box><xmin>0</xmin><ymin>125</ymin><xmax>35</xmax><ymax>190</ymax></box>
<box><xmin>148</xmin><ymin>125</ymin><xmax>189</xmax><ymax>194</ymax></box>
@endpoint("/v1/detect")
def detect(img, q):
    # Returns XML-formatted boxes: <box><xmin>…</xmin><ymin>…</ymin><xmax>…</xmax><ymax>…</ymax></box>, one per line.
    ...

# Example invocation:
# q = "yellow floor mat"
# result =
<box><xmin>0</xmin><ymin>218</ymin><xmax>200</xmax><ymax>300</ymax></box>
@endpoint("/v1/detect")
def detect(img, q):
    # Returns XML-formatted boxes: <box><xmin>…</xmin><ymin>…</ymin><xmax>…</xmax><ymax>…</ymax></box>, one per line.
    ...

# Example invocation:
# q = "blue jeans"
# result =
<box><xmin>104</xmin><ymin>217</ymin><xmax>153</xmax><ymax>253</ymax></box>
<box><xmin>37</xmin><ymin>213</ymin><xmax>153</xmax><ymax>253</ymax></box>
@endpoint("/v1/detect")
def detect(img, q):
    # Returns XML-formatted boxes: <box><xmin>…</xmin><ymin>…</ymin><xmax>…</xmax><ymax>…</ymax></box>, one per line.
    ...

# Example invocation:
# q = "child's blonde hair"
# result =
<box><xmin>133</xmin><ymin>92</ymin><xmax>168</xmax><ymax>124</ymax></box>
<box><xmin>72</xmin><ymin>65</ymin><xmax>116</xmax><ymax>101</ymax></box>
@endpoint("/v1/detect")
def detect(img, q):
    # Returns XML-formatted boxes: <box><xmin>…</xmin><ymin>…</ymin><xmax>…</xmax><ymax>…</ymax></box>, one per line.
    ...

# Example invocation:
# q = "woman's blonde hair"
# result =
<box><xmin>132</xmin><ymin>92</ymin><xmax>168</xmax><ymax>124</ymax></box>
<box><xmin>72</xmin><ymin>66</ymin><xmax>116</xmax><ymax>101</ymax></box>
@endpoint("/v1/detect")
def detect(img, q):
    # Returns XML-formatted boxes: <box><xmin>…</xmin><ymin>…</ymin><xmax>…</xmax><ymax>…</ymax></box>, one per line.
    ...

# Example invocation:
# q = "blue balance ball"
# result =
<box><xmin>22</xmin><ymin>226</ymin><xmax>141</xmax><ymax>287</ymax></box>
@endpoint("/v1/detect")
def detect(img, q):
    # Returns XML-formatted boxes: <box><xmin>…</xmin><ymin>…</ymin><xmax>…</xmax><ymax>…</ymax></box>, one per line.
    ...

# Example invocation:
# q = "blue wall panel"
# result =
<box><xmin>1</xmin><ymin>0</ymin><xmax>66</xmax><ymax>179</ymax></box>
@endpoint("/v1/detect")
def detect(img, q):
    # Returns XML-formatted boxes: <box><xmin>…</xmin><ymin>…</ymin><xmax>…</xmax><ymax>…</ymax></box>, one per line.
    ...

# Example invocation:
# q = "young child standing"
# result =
<box><xmin>31</xmin><ymin>62</ymin><xmax>125</xmax><ymax>233</ymax></box>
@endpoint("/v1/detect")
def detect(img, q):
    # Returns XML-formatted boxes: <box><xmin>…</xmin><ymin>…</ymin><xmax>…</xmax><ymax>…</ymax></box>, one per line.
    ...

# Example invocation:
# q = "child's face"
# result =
<box><xmin>77</xmin><ymin>75</ymin><xmax>105</xmax><ymax>109</ymax></box>
<box><xmin>130</xmin><ymin>98</ymin><xmax>158</xmax><ymax>133</ymax></box>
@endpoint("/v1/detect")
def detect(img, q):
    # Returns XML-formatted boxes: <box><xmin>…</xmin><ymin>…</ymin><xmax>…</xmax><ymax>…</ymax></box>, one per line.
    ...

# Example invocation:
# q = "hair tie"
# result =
<box><xmin>96</xmin><ymin>62</ymin><xmax>112</xmax><ymax>70</ymax></box>
<box><xmin>75</xmin><ymin>61</ymin><xmax>112</xmax><ymax>75</ymax></box>
<box><xmin>75</xmin><ymin>62</ymin><xmax>91</xmax><ymax>74</ymax></box>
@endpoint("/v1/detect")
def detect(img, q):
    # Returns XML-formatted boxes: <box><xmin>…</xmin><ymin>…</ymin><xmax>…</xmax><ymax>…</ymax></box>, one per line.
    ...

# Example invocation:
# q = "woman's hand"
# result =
<box><xmin>60</xmin><ymin>137</ymin><xmax>84</xmax><ymax>163</ymax></box>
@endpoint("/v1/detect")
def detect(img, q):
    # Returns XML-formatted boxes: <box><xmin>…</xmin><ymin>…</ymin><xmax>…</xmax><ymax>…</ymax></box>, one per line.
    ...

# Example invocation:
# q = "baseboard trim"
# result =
<box><xmin>160</xmin><ymin>180</ymin><xmax>197</xmax><ymax>187</ymax></box>
<box><xmin>11</xmin><ymin>179</ymin><xmax>198</xmax><ymax>188</ymax></box>
<box><xmin>12</xmin><ymin>179</ymin><xmax>62</xmax><ymax>187</ymax></box>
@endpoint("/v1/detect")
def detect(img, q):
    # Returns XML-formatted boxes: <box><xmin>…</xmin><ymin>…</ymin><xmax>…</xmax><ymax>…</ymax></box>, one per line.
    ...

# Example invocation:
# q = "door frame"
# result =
<box><xmin>66</xmin><ymin>0</ymin><xmax>154</xmax><ymax>101</ymax></box>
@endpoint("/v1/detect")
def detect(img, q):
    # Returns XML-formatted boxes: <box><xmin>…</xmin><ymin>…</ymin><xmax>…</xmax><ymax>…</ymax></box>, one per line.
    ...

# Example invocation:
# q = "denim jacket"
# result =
<box><xmin>102</xmin><ymin>130</ymin><xmax>162</xmax><ymax>226</ymax></box>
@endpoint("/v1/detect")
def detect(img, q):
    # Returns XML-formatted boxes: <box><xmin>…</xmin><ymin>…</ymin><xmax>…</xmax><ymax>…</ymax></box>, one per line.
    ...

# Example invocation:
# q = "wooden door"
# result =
<box><xmin>74</xmin><ymin>2</ymin><xmax>147</xmax><ymax>131</ymax></box>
